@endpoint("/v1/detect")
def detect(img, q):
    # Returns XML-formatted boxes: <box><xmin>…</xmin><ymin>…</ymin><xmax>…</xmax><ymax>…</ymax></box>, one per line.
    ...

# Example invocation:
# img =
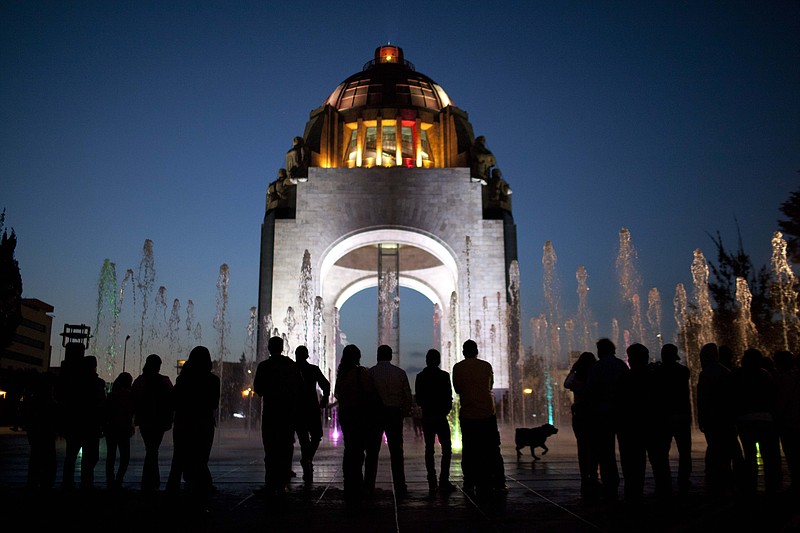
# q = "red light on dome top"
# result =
<box><xmin>379</xmin><ymin>46</ymin><xmax>400</xmax><ymax>64</ymax></box>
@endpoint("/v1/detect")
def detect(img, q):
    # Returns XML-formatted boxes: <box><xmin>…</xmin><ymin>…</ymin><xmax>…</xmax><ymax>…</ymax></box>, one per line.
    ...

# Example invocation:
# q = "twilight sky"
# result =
<box><xmin>2</xmin><ymin>1</ymin><xmax>798</xmax><ymax>380</ymax></box>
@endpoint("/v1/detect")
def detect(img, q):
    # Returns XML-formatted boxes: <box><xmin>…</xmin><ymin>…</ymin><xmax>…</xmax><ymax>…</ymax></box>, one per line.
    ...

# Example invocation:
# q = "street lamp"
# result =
<box><xmin>522</xmin><ymin>388</ymin><xmax>533</xmax><ymax>424</ymax></box>
<box><xmin>122</xmin><ymin>334</ymin><xmax>131</xmax><ymax>373</ymax></box>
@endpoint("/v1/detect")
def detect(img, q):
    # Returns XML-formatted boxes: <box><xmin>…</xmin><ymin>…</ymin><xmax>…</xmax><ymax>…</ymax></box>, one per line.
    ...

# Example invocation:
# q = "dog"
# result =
<box><xmin>515</xmin><ymin>424</ymin><xmax>558</xmax><ymax>460</ymax></box>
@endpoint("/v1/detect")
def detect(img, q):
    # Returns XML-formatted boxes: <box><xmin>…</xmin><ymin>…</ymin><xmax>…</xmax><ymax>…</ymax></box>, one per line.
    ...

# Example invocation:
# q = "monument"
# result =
<box><xmin>258</xmin><ymin>45</ymin><xmax>522</xmax><ymax>417</ymax></box>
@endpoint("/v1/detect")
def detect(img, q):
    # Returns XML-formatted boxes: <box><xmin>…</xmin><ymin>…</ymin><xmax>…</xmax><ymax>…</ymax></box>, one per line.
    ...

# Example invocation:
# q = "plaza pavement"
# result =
<box><xmin>0</xmin><ymin>422</ymin><xmax>797</xmax><ymax>532</ymax></box>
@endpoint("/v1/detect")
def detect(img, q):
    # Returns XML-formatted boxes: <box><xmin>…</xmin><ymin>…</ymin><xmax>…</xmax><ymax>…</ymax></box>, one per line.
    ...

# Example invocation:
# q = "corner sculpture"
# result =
<box><xmin>286</xmin><ymin>136</ymin><xmax>310</xmax><ymax>182</ymax></box>
<box><xmin>267</xmin><ymin>168</ymin><xmax>294</xmax><ymax>210</ymax></box>
<box><xmin>470</xmin><ymin>135</ymin><xmax>496</xmax><ymax>184</ymax></box>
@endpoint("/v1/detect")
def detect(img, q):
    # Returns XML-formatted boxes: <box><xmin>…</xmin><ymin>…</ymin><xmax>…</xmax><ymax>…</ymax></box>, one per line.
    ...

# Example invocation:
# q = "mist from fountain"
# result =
<box><xmin>647</xmin><ymin>287</ymin><xmax>663</xmax><ymax>350</ymax></box>
<box><xmin>771</xmin><ymin>231</ymin><xmax>800</xmax><ymax>350</ymax></box>
<box><xmin>616</xmin><ymin>228</ymin><xmax>645</xmax><ymax>344</ymax></box>
<box><xmin>691</xmin><ymin>249</ymin><xmax>715</xmax><ymax>346</ymax></box>
<box><xmin>735</xmin><ymin>276</ymin><xmax>759</xmax><ymax>353</ymax></box>
<box><xmin>93</xmin><ymin>259</ymin><xmax>120</xmax><ymax>378</ymax></box>
<box><xmin>299</xmin><ymin>250</ymin><xmax>313</xmax><ymax>346</ymax></box>
<box><xmin>136</xmin><ymin>239</ymin><xmax>156</xmax><ymax>373</ymax></box>
<box><xmin>167</xmin><ymin>298</ymin><xmax>181</xmax><ymax>361</ymax></box>
<box><xmin>575</xmin><ymin>266</ymin><xmax>592</xmax><ymax>353</ymax></box>
<box><xmin>541</xmin><ymin>240</ymin><xmax>560</xmax><ymax>426</ymax></box>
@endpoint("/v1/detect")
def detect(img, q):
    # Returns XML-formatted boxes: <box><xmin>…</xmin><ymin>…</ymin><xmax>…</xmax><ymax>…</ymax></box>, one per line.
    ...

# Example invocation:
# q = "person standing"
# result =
<box><xmin>564</xmin><ymin>351</ymin><xmax>598</xmax><ymax>498</ymax></box>
<box><xmin>168</xmin><ymin>345</ymin><xmax>220</xmax><ymax>502</ymax></box>
<box><xmin>365</xmin><ymin>345</ymin><xmax>413</xmax><ymax>497</ymax></box>
<box><xmin>657</xmin><ymin>343</ymin><xmax>693</xmax><ymax>493</ymax></box>
<box><xmin>294</xmin><ymin>345</ymin><xmax>330</xmax><ymax>483</ymax></box>
<box><xmin>23</xmin><ymin>371</ymin><xmax>59</xmax><ymax>490</ymax></box>
<box><xmin>253</xmin><ymin>336</ymin><xmax>302</xmax><ymax>497</ymax></box>
<box><xmin>452</xmin><ymin>339</ymin><xmax>506</xmax><ymax>498</ymax></box>
<box><xmin>415</xmin><ymin>348</ymin><xmax>456</xmax><ymax>495</ymax></box>
<box><xmin>103</xmin><ymin>372</ymin><xmax>135</xmax><ymax>490</ymax></box>
<box><xmin>617</xmin><ymin>343</ymin><xmax>672</xmax><ymax>503</ymax></box>
<box><xmin>333</xmin><ymin>344</ymin><xmax>374</xmax><ymax>503</ymax></box>
<box><xmin>131</xmin><ymin>353</ymin><xmax>174</xmax><ymax>492</ymax></box>
<box><xmin>697</xmin><ymin>342</ymin><xmax>742</xmax><ymax>494</ymax></box>
<box><xmin>733</xmin><ymin>348</ymin><xmax>782</xmax><ymax>494</ymax></box>
<box><xmin>75</xmin><ymin>355</ymin><xmax>107</xmax><ymax>490</ymax></box>
<box><xmin>586</xmin><ymin>338</ymin><xmax>628</xmax><ymax>502</ymax></box>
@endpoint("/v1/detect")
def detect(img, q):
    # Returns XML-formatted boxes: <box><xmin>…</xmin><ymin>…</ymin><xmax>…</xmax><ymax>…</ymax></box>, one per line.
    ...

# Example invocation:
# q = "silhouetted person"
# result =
<box><xmin>56</xmin><ymin>342</ymin><xmax>85</xmax><ymax>490</ymax></box>
<box><xmin>168</xmin><ymin>346</ymin><xmax>220</xmax><ymax>502</ymax></box>
<box><xmin>24</xmin><ymin>371</ymin><xmax>58</xmax><ymax>490</ymax></box>
<box><xmin>103</xmin><ymin>371</ymin><xmax>134</xmax><ymax>490</ymax></box>
<box><xmin>294</xmin><ymin>345</ymin><xmax>330</xmax><ymax>482</ymax></box>
<box><xmin>697</xmin><ymin>342</ymin><xmax>742</xmax><ymax>493</ymax></box>
<box><xmin>733</xmin><ymin>348</ymin><xmax>782</xmax><ymax>494</ymax></box>
<box><xmin>657</xmin><ymin>343</ymin><xmax>692</xmax><ymax>493</ymax></box>
<box><xmin>131</xmin><ymin>353</ymin><xmax>174</xmax><ymax>492</ymax></box>
<box><xmin>334</xmin><ymin>344</ymin><xmax>375</xmax><ymax>503</ymax></box>
<box><xmin>618</xmin><ymin>343</ymin><xmax>672</xmax><ymax>503</ymax></box>
<box><xmin>772</xmin><ymin>350</ymin><xmax>799</xmax><ymax>491</ymax></box>
<box><xmin>415</xmin><ymin>348</ymin><xmax>456</xmax><ymax>495</ymax></box>
<box><xmin>74</xmin><ymin>355</ymin><xmax>106</xmax><ymax>490</ymax></box>
<box><xmin>453</xmin><ymin>339</ymin><xmax>506</xmax><ymax>498</ymax></box>
<box><xmin>365</xmin><ymin>345</ymin><xmax>412</xmax><ymax>497</ymax></box>
<box><xmin>565</xmin><ymin>351</ymin><xmax>598</xmax><ymax>498</ymax></box>
<box><xmin>586</xmin><ymin>338</ymin><xmax>628</xmax><ymax>502</ymax></box>
<box><xmin>253</xmin><ymin>336</ymin><xmax>302</xmax><ymax>496</ymax></box>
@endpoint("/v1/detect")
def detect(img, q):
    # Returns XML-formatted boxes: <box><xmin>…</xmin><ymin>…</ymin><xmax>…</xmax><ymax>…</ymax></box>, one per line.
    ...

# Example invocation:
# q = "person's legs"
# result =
<box><xmin>436</xmin><ymin>416</ymin><xmax>454</xmax><ymax>489</ymax></box>
<box><xmin>117</xmin><ymin>436</ymin><xmax>131</xmax><ymax>486</ymax></box>
<box><xmin>140</xmin><ymin>427</ymin><xmax>165</xmax><ymax>491</ymax></box>
<box><xmin>422</xmin><ymin>416</ymin><xmax>438</xmax><ymax>489</ymax></box>
<box><xmin>363</xmin><ymin>414</ymin><xmax>384</xmax><ymax>494</ymax></box>
<box><xmin>673</xmin><ymin>417</ymin><xmax>693</xmax><ymax>491</ymax></box>
<box><xmin>80</xmin><ymin>434</ymin><xmax>100</xmax><ymax>489</ymax></box>
<box><xmin>62</xmin><ymin>435</ymin><xmax>80</xmax><ymax>489</ymax></box>
<box><xmin>105</xmin><ymin>435</ymin><xmax>118</xmax><ymax>487</ymax></box>
<box><xmin>385</xmin><ymin>407</ymin><xmax>406</xmax><ymax>492</ymax></box>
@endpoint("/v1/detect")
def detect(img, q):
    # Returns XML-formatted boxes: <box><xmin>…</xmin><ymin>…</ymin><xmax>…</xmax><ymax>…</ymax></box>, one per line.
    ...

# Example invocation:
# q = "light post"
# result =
<box><xmin>522</xmin><ymin>388</ymin><xmax>533</xmax><ymax>424</ymax></box>
<box><xmin>122</xmin><ymin>334</ymin><xmax>131</xmax><ymax>373</ymax></box>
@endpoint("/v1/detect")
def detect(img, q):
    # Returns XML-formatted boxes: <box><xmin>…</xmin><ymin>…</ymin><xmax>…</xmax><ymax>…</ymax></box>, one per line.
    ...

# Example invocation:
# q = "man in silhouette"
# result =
<box><xmin>657</xmin><ymin>343</ymin><xmax>692</xmax><ymax>492</ymax></box>
<box><xmin>365</xmin><ymin>345</ymin><xmax>412</xmax><ymax>497</ymax></box>
<box><xmin>294</xmin><ymin>345</ymin><xmax>330</xmax><ymax>482</ymax></box>
<box><xmin>415</xmin><ymin>348</ymin><xmax>456</xmax><ymax>495</ymax></box>
<box><xmin>586</xmin><ymin>338</ymin><xmax>628</xmax><ymax>502</ymax></box>
<box><xmin>453</xmin><ymin>339</ymin><xmax>506</xmax><ymax>498</ymax></box>
<box><xmin>253</xmin><ymin>336</ymin><xmax>302</xmax><ymax>496</ymax></box>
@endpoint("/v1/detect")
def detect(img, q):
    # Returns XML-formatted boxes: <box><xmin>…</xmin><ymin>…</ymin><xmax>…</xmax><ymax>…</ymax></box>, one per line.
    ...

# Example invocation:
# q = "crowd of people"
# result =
<box><xmin>19</xmin><ymin>335</ymin><xmax>798</xmax><ymax>510</ymax></box>
<box><xmin>564</xmin><ymin>338</ymin><xmax>798</xmax><ymax>504</ymax></box>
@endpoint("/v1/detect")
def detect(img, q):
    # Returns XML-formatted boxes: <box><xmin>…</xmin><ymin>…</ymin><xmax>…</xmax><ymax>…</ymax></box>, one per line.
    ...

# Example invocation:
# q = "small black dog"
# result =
<box><xmin>515</xmin><ymin>424</ymin><xmax>558</xmax><ymax>460</ymax></box>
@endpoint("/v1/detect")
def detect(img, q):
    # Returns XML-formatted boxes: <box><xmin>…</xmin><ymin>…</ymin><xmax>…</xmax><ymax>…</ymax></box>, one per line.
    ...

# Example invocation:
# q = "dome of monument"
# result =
<box><xmin>325</xmin><ymin>45</ymin><xmax>452</xmax><ymax>113</ymax></box>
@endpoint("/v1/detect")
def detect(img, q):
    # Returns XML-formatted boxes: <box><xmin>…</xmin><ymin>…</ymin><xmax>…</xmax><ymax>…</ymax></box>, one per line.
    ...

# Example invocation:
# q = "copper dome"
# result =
<box><xmin>325</xmin><ymin>45</ymin><xmax>452</xmax><ymax>113</ymax></box>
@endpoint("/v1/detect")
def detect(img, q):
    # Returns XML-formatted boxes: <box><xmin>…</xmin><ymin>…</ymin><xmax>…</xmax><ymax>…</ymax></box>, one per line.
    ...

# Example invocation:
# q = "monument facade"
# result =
<box><xmin>258</xmin><ymin>45</ymin><xmax>520</xmax><ymax>408</ymax></box>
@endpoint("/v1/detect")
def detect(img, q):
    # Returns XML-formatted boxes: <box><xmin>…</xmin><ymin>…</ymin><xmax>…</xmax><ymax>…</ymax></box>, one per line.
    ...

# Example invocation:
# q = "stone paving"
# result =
<box><xmin>1</xmin><ymin>422</ymin><xmax>797</xmax><ymax>532</ymax></box>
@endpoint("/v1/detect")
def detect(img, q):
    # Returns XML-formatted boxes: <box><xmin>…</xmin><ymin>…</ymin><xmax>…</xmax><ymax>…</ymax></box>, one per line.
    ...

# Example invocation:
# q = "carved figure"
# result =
<box><xmin>470</xmin><ymin>135</ymin><xmax>496</xmax><ymax>182</ymax></box>
<box><xmin>267</xmin><ymin>168</ymin><xmax>293</xmax><ymax>208</ymax></box>
<box><xmin>285</xmin><ymin>136</ymin><xmax>310</xmax><ymax>181</ymax></box>
<box><xmin>488</xmin><ymin>168</ymin><xmax>512</xmax><ymax>201</ymax></box>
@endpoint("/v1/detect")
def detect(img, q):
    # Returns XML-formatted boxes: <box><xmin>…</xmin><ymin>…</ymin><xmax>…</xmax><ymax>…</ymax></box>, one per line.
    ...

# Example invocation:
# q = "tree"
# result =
<box><xmin>778</xmin><ymin>185</ymin><xmax>800</xmax><ymax>265</ymax></box>
<box><xmin>706</xmin><ymin>228</ymin><xmax>771</xmax><ymax>349</ymax></box>
<box><xmin>0</xmin><ymin>209</ymin><xmax>23</xmax><ymax>349</ymax></box>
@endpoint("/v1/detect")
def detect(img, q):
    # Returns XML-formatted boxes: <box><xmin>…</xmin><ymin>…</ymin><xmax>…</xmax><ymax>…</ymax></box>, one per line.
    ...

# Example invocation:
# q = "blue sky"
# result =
<box><xmin>2</xmin><ymin>1</ymin><xmax>798</xmax><ymax>379</ymax></box>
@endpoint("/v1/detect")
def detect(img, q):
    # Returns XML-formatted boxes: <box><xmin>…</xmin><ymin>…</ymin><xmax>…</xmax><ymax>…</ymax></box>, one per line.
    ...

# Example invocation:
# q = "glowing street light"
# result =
<box><xmin>122</xmin><ymin>334</ymin><xmax>131</xmax><ymax>373</ymax></box>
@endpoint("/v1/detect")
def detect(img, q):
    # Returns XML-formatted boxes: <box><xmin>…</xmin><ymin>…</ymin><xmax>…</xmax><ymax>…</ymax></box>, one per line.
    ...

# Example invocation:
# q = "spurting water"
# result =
<box><xmin>575</xmin><ymin>266</ymin><xmax>592</xmax><ymax>353</ymax></box>
<box><xmin>647</xmin><ymin>288</ymin><xmax>663</xmax><ymax>350</ymax></box>
<box><xmin>735</xmin><ymin>276</ymin><xmax>759</xmax><ymax>353</ymax></box>
<box><xmin>136</xmin><ymin>240</ymin><xmax>156</xmax><ymax>373</ymax></box>
<box><xmin>299</xmin><ymin>250</ymin><xmax>313</xmax><ymax>346</ymax></box>
<box><xmin>771</xmin><ymin>231</ymin><xmax>800</xmax><ymax>350</ymax></box>
<box><xmin>541</xmin><ymin>241</ymin><xmax>559</xmax><ymax>426</ymax></box>
<box><xmin>616</xmin><ymin>228</ymin><xmax>645</xmax><ymax>344</ymax></box>
<box><xmin>690</xmin><ymin>249</ymin><xmax>715</xmax><ymax>346</ymax></box>
<box><xmin>94</xmin><ymin>259</ymin><xmax>120</xmax><ymax>378</ymax></box>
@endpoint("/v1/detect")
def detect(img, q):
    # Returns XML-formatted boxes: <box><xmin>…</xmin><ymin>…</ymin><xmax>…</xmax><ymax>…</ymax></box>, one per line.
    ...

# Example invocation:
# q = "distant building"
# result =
<box><xmin>1</xmin><ymin>298</ymin><xmax>54</xmax><ymax>372</ymax></box>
